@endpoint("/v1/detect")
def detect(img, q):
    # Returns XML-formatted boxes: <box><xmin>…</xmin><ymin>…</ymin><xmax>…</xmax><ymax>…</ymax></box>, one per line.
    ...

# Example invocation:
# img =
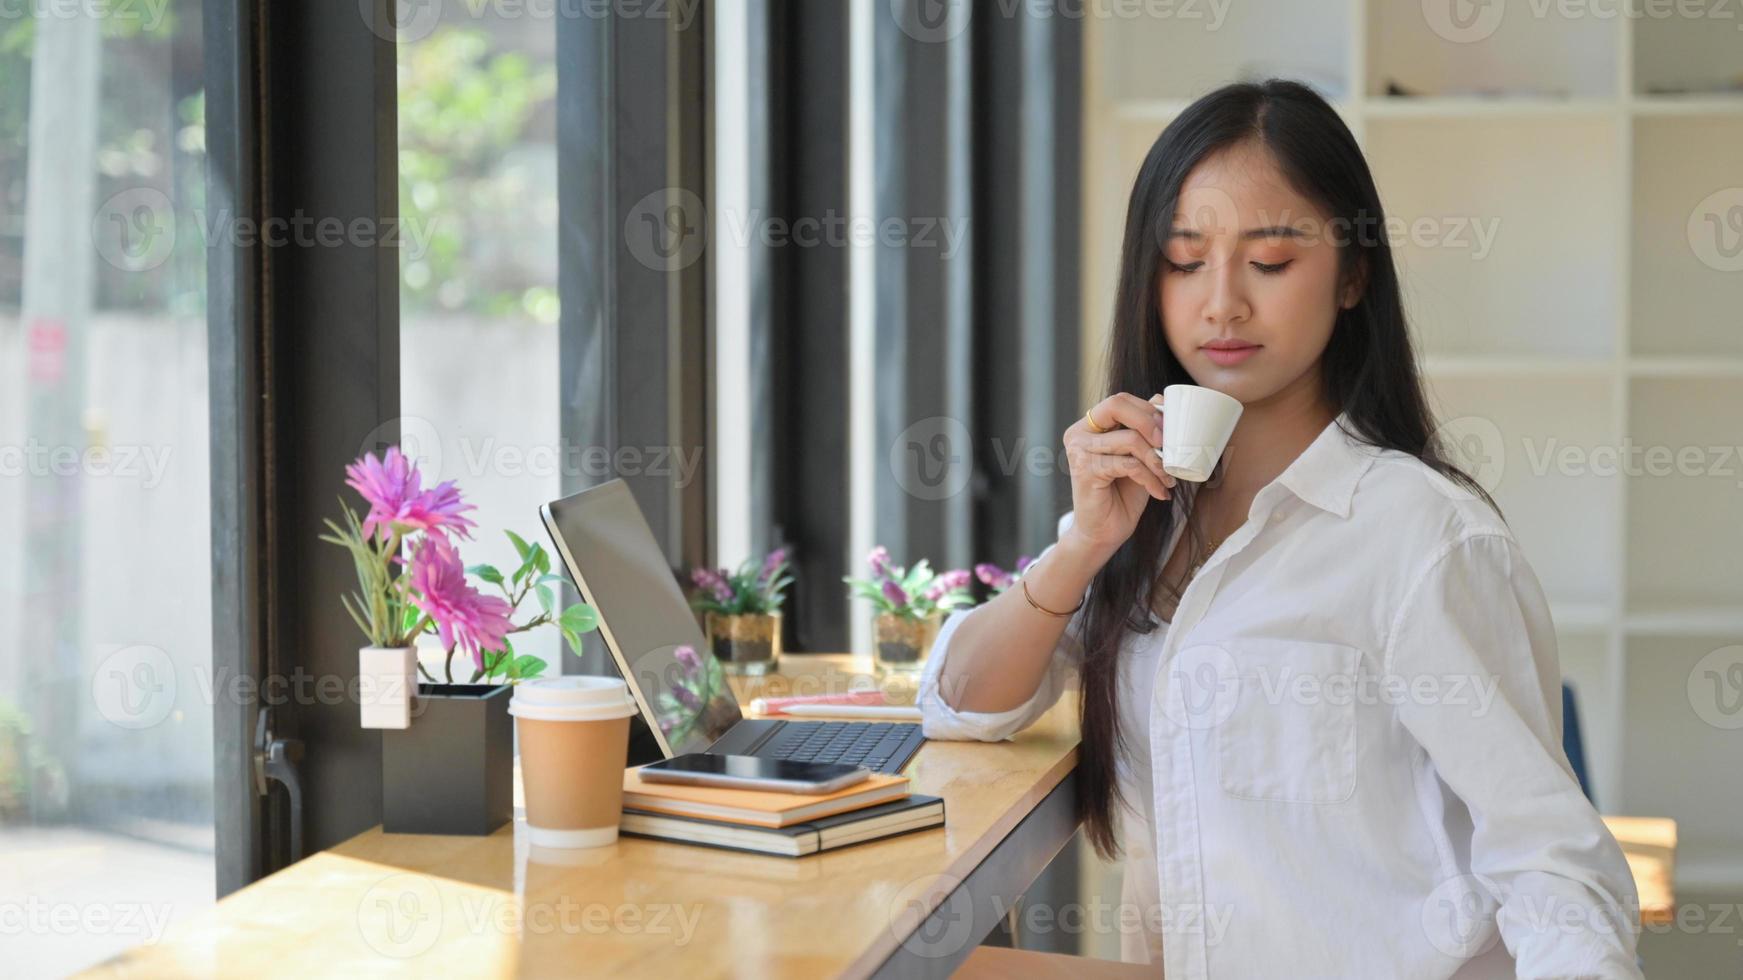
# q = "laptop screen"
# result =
<box><xmin>540</xmin><ymin>480</ymin><xmax>743</xmax><ymax>757</ymax></box>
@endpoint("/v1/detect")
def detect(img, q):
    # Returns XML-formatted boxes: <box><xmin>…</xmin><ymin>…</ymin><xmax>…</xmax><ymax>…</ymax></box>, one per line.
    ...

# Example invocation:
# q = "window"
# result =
<box><xmin>0</xmin><ymin>3</ymin><xmax>214</xmax><ymax>974</ymax></box>
<box><xmin>395</xmin><ymin>7</ymin><xmax>562</xmax><ymax>676</ymax></box>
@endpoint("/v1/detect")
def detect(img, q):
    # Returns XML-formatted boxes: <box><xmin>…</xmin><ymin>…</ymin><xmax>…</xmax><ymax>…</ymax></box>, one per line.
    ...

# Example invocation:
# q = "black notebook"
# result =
<box><xmin>619</xmin><ymin>794</ymin><xmax>945</xmax><ymax>857</ymax></box>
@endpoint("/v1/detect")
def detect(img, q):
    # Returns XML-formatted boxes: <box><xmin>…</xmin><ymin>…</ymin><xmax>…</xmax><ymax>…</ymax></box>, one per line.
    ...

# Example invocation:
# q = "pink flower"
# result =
<box><xmin>881</xmin><ymin>579</ymin><xmax>910</xmax><ymax>607</ymax></box>
<box><xmin>690</xmin><ymin>567</ymin><xmax>733</xmax><ymax>603</ymax></box>
<box><xmin>671</xmin><ymin>683</ymin><xmax>702</xmax><ymax>710</ymax></box>
<box><xmin>867</xmin><ymin>546</ymin><xmax>893</xmax><ymax>579</ymax></box>
<box><xmin>409</xmin><ymin>535</ymin><xmax>513</xmax><ymax>670</ymax></box>
<box><xmin>345</xmin><ymin>447</ymin><xmax>476</xmax><ymax>540</ymax></box>
<box><xmin>759</xmin><ymin>547</ymin><xmax>788</xmax><ymax>584</ymax></box>
<box><xmin>675</xmin><ymin>645</ymin><xmax>702</xmax><ymax>671</ymax></box>
<box><xmin>974</xmin><ymin>563</ymin><xmax>1013</xmax><ymax>590</ymax></box>
<box><xmin>923</xmin><ymin>569</ymin><xmax>972</xmax><ymax>602</ymax></box>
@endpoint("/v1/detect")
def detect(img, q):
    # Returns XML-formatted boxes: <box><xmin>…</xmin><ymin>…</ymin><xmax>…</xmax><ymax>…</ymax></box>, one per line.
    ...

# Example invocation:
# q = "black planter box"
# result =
<box><xmin>382</xmin><ymin>683</ymin><xmax>513</xmax><ymax>836</ymax></box>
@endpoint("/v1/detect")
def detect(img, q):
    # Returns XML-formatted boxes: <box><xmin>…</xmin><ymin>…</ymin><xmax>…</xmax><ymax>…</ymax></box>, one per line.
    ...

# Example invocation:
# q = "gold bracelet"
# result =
<box><xmin>1021</xmin><ymin>574</ymin><xmax>1084</xmax><ymax>618</ymax></box>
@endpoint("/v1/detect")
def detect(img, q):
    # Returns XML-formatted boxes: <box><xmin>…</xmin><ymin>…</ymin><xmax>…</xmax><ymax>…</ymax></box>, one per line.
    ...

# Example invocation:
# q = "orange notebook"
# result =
<box><xmin>621</xmin><ymin>766</ymin><xmax>911</xmax><ymax>829</ymax></box>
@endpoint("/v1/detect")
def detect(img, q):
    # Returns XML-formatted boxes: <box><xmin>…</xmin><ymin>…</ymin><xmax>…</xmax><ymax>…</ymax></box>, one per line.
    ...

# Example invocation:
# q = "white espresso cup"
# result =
<box><xmin>1157</xmin><ymin>384</ymin><xmax>1244</xmax><ymax>482</ymax></box>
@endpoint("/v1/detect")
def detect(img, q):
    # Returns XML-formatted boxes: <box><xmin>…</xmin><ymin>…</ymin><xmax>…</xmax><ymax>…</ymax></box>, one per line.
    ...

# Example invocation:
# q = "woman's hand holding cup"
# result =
<box><xmin>1062</xmin><ymin>392</ymin><xmax>1176</xmax><ymax>561</ymax></box>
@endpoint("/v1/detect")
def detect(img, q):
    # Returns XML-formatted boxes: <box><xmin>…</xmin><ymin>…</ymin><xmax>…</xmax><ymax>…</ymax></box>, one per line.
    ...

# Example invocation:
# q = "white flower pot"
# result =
<box><xmin>358</xmin><ymin>645</ymin><xmax>418</xmax><ymax>729</ymax></box>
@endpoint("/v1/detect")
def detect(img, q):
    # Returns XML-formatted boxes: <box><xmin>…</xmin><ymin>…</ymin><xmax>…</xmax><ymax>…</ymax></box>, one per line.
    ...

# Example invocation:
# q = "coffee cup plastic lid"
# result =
<box><xmin>509</xmin><ymin>675</ymin><xmax>639</xmax><ymax>722</ymax></box>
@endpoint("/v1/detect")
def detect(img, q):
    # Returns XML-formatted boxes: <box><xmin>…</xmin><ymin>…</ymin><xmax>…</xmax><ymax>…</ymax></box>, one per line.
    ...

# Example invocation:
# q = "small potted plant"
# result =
<box><xmin>688</xmin><ymin>548</ymin><xmax>793</xmax><ymax>676</ymax></box>
<box><xmin>321</xmin><ymin>447</ymin><xmax>484</xmax><ymax>732</ymax></box>
<box><xmin>323</xmin><ymin>447</ymin><xmax>599</xmax><ymax>836</ymax></box>
<box><xmin>843</xmin><ymin>547</ymin><xmax>973</xmax><ymax>676</ymax></box>
<box><xmin>655</xmin><ymin>644</ymin><xmax>741</xmax><ymax>749</ymax></box>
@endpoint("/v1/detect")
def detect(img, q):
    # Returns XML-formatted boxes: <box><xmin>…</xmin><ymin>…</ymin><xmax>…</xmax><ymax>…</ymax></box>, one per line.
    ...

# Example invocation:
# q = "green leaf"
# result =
<box><xmin>513</xmin><ymin>655</ymin><xmax>547</xmax><ymax>679</ymax></box>
<box><xmin>559</xmin><ymin>604</ymin><xmax>597</xmax><ymax>634</ymax></box>
<box><xmin>534</xmin><ymin>547</ymin><xmax>550</xmax><ymax>575</ymax></box>
<box><xmin>468</xmin><ymin>563</ymin><xmax>505</xmax><ymax>585</ymax></box>
<box><xmin>480</xmin><ymin>649</ymin><xmax>509</xmax><ymax>679</ymax></box>
<box><xmin>505</xmin><ymin>529</ymin><xmax>533</xmax><ymax>561</ymax></box>
<box><xmin>340</xmin><ymin>593</ymin><xmax>372</xmax><ymax>640</ymax></box>
<box><xmin>845</xmin><ymin>580</ymin><xmax>886</xmax><ymax>603</ymax></box>
<box><xmin>510</xmin><ymin>542</ymin><xmax>543</xmax><ymax>585</ymax></box>
<box><xmin>535</xmin><ymin>584</ymin><xmax>555</xmax><ymax>616</ymax></box>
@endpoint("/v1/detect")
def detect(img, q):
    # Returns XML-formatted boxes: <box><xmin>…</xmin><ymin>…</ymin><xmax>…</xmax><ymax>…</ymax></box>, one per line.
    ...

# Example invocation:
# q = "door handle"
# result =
<box><xmin>253</xmin><ymin>705</ymin><xmax>306</xmax><ymax>863</ymax></box>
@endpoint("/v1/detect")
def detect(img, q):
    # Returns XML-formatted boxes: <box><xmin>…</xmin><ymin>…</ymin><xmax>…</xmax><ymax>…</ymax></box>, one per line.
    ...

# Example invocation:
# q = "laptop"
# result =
<box><xmin>539</xmin><ymin>479</ymin><xmax>926</xmax><ymax>776</ymax></box>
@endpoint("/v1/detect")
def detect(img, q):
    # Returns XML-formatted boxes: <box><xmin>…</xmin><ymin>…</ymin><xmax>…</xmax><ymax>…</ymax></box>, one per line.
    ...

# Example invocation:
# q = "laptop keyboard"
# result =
<box><xmin>760</xmin><ymin>721</ymin><xmax>919</xmax><ymax>774</ymax></box>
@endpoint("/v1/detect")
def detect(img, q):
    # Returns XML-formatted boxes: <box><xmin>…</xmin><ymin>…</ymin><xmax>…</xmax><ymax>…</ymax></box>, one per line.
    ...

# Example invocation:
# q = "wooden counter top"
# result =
<box><xmin>85</xmin><ymin>654</ymin><xmax>1081</xmax><ymax>979</ymax></box>
<box><xmin>1601</xmin><ymin>815</ymin><xmax>1677</xmax><ymax>927</ymax></box>
<box><xmin>81</xmin><ymin>653</ymin><xmax>1677</xmax><ymax>977</ymax></box>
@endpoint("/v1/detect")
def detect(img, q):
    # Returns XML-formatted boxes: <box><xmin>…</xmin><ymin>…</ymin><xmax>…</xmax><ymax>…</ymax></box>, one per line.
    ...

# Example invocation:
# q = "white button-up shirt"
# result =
<box><xmin>919</xmin><ymin>413</ymin><xmax>1643</xmax><ymax>979</ymax></box>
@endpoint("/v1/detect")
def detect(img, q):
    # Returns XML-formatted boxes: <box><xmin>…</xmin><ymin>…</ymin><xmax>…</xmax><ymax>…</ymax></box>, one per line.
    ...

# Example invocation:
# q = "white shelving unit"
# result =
<box><xmin>1080</xmin><ymin>0</ymin><xmax>1743</xmax><ymax>917</ymax></box>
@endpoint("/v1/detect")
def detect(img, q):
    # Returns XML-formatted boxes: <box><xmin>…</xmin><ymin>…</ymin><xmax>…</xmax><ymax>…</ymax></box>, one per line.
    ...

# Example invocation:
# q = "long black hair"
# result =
<box><xmin>1077</xmin><ymin>78</ymin><xmax>1500</xmax><ymax>862</ymax></box>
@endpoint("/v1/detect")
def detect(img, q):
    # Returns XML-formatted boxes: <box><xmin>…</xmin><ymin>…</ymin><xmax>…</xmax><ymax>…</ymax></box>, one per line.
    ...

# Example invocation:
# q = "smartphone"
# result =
<box><xmin>637</xmin><ymin>753</ymin><xmax>871</xmax><ymax>794</ymax></box>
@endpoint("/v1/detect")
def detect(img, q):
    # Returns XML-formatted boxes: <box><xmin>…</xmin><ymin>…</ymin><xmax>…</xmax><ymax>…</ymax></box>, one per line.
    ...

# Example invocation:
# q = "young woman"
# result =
<box><xmin>919</xmin><ymin>80</ymin><xmax>1642</xmax><ymax>978</ymax></box>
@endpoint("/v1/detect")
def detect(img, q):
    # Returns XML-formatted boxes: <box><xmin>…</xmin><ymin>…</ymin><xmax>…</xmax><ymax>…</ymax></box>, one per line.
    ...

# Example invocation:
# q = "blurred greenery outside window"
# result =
<box><xmin>397</xmin><ymin>27</ymin><xmax>558</xmax><ymax>324</ymax></box>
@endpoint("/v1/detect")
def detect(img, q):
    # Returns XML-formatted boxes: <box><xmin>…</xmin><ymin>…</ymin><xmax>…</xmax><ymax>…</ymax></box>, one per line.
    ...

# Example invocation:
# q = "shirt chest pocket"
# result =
<box><xmin>1215</xmin><ymin>639</ymin><xmax>1360</xmax><ymax>805</ymax></box>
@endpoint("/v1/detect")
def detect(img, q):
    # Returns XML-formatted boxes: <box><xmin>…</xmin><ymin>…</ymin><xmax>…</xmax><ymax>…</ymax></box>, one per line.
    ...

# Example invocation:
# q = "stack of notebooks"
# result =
<box><xmin>618</xmin><ymin>765</ymin><xmax>945</xmax><ymax>858</ymax></box>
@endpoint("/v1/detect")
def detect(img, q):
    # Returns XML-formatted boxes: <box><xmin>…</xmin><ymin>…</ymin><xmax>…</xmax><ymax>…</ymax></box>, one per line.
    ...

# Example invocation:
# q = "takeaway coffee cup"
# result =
<box><xmin>1158</xmin><ymin>384</ymin><xmax>1244</xmax><ymax>482</ymax></box>
<box><xmin>509</xmin><ymin>675</ymin><xmax>639</xmax><ymax>848</ymax></box>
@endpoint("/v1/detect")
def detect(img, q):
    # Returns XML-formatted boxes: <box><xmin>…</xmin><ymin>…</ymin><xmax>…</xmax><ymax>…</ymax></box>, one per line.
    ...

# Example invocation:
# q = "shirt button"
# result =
<box><xmin>1270</xmin><ymin>509</ymin><xmax>1286</xmax><ymax>523</ymax></box>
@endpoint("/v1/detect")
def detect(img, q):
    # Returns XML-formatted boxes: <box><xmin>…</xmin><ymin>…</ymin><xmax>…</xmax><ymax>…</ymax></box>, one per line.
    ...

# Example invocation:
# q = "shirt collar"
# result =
<box><xmin>1270</xmin><ymin>410</ymin><xmax>1379</xmax><ymax>519</ymax></box>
